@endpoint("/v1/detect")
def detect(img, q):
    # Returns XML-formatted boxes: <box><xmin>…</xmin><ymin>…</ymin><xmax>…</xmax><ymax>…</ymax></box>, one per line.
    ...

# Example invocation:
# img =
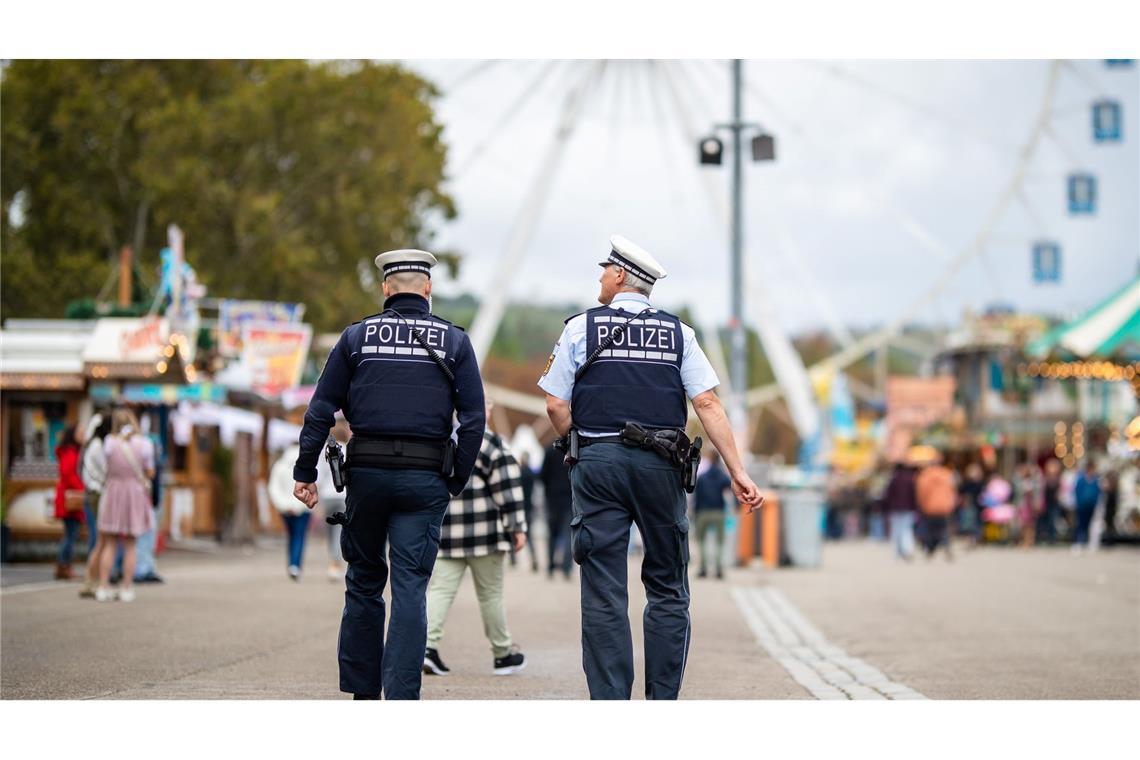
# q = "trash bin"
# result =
<box><xmin>779</xmin><ymin>487</ymin><xmax>825</xmax><ymax>568</ymax></box>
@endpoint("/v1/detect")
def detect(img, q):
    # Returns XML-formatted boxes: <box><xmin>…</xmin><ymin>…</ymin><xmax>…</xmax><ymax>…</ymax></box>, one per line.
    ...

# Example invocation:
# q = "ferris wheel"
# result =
<box><xmin>407</xmin><ymin>59</ymin><xmax>1137</xmax><ymax>449</ymax></box>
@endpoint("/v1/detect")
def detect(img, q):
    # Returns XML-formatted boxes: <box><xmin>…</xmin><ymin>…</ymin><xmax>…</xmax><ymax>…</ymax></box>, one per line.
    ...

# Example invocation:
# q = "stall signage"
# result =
<box><xmin>241</xmin><ymin>322</ymin><xmax>312</xmax><ymax>398</ymax></box>
<box><xmin>218</xmin><ymin>301</ymin><xmax>305</xmax><ymax>357</ymax></box>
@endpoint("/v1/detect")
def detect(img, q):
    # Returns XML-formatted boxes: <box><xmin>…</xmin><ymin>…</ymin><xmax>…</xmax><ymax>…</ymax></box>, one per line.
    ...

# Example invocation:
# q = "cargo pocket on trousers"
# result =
<box><xmin>674</xmin><ymin>517</ymin><xmax>690</xmax><ymax>566</ymax></box>
<box><xmin>569</xmin><ymin>514</ymin><xmax>592</xmax><ymax>565</ymax></box>
<box><xmin>418</xmin><ymin>523</ymin><xmax>442</xmax><ymax>574</ymax></box>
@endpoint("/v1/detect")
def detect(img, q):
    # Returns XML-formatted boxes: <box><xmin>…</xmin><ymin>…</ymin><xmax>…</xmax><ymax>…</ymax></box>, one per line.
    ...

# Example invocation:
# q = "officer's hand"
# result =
<box><xmin>512</xmin><ymin>532</ymin><xmax>527</xmax><ymax>553</ymax></box>
<box><xmin>731</xmin><ymin>472</ymin><xmax>764</xmax><ymax>513</ymax></box>
<box><xmin>293</xmin><ymin>481</ymin><xmax>319</xmax><ymax>509</ymax></box>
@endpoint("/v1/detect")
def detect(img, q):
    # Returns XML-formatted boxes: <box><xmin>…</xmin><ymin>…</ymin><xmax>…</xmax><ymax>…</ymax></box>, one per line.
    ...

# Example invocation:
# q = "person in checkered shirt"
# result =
<box><xmin>424</xmin><ymin>408</ymin><xmax>529</xmax><ymax>676</ymax></box>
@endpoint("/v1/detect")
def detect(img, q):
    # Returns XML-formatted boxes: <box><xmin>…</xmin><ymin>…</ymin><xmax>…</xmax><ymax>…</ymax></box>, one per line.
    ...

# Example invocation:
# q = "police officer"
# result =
<box><xmin>538</xmin><ymin>234</ymin><xmax>763</xmax><ymax>700</ymax></box>
<box><xmin>293</xmin><ymin>249</ymin><xmax>486</xmax><ymax>700</ymax></box>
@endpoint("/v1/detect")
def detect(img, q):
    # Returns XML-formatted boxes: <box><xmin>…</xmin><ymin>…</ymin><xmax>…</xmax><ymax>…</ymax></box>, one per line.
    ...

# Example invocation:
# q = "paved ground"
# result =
<box><xmin>2</xmin><ymin>537</ymin><xmax>1137</xmax><ymax>699</ymax></box>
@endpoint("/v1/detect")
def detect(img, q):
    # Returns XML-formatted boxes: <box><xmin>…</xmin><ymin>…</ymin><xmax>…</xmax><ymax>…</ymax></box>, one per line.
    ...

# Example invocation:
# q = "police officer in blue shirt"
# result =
<box><xmin>539</xmin><ymin>234</ymin><xmax>763</xmax><ymax>700</ymax></box>
<box><xmin>293</xmin><ymin>249</ymin><xmax>486</xmax><ymax>700</ymax></box>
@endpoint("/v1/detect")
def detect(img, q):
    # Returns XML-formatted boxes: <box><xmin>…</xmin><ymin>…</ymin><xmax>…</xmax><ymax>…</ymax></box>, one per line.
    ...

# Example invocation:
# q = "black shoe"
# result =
<box><xmin>134</xmin><ymin>572</ymin><xmax>165</xmax><ymax>584</ymax></box>
<box><xmin>697</xmin><ymin>569</ymin><xmax>708</xmax><ymax>578</ymax></box>
<box><xmin>493</xmin><ymin>649</ymin><xmax>527</xmax><ymax>675</ymax></box>
<box><xmin>423</xmin><ymin>647</ymin><xmax>451</xmax><ymax>676</ymax></box>
<box><xmin>109</xmin><ymin>571</ymin><xmax>123</xmax><ymax>585</ymax></box>
<box><xmin>353</xmin><ymin>693</ymin><xmax>379</xmax><ymax>700</ymax></box>
<box><xmin>716</xmin><ymin>568</ymin><xmax>724</xmax><ymax>580</ymax></box>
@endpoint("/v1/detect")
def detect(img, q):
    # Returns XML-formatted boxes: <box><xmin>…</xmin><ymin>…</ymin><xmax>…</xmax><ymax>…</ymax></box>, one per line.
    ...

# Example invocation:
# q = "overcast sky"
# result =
<box><xmin>403</xmin><ymin>60</ymin><xmax>1138</xmax><ymax>335</ymax></box>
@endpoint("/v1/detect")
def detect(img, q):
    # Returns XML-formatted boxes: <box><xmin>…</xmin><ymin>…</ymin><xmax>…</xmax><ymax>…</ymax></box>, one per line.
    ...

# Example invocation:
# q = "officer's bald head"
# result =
<box><xmin>383</xmin><ymin>271</ymin><xmax>431</xmax><ymax>298</ymax></box>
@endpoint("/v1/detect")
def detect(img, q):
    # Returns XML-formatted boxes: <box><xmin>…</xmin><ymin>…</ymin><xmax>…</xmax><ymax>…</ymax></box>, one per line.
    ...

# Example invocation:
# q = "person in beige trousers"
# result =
<box><xmin>424</xmin><ymin>418</ymin><xmax>528</xmax><ymax>676</ymax></box>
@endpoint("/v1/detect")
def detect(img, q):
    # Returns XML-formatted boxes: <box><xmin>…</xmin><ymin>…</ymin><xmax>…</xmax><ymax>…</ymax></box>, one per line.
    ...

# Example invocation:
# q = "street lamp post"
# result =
<box><xmin>698</xmin><ymin>59</ymin><xmax>776</xmax><ymax>445</ymax></box>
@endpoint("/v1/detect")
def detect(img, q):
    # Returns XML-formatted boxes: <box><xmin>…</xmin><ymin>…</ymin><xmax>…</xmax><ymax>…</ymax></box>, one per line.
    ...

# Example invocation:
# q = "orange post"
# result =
<box><xmin>736</xmin><ymin>489</ymin><xmax>779</xmax><ymax>568</ymax></box>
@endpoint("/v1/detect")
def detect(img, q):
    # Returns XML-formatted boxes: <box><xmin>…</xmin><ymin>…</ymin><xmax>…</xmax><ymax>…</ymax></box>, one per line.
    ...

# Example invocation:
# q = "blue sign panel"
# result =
<box><xmin>1067</xmin><ymin>173</ymin><xmax>1097</xmax><ymax>214</ymax></box>
<box><xmin>1092</xmin><ymin>100</ymin><xmax>1122</xmax><ymax>142</ymax></box>
<box><xmin>1032</xmin><ymin>241</ymin><xmax>1062</xmax><ymax>283</ymax></box>
<box><xmin>1105</xmin><ymin>59</ymin><xmax>1135</xmax><ymax>68</ymax></box>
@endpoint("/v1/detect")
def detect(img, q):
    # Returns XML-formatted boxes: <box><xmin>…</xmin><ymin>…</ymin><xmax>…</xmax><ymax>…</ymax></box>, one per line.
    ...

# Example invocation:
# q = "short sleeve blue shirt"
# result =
<box><xmin>537</xmin><ymin>293</ymin><xmax>720</xmax><ymax>421</ymax></box>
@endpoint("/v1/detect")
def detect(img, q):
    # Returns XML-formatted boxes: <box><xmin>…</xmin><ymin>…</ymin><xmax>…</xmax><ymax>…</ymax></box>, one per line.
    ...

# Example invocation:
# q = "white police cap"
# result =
<box><xmin>599</xmin><ymin>234</ymin><xmax>667</xmax><ymax>283</ymax></box>
<box><xmin>374</xmin><ymin>248</ymin><xmax>438</xmax><ymax>278</ymax></box>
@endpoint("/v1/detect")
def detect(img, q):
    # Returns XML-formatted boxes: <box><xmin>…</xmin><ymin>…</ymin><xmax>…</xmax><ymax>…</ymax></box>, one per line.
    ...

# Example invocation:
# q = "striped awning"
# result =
<box><xmin>1026</xmin><ymin>274</ymin><xmax>1140</xmax><ymax>359</ymax></box>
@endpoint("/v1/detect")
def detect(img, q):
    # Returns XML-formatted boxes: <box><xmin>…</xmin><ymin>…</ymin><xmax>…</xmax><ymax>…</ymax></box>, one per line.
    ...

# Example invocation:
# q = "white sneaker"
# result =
<box><xmin>94</xmin><ymin>587</ymin><xmax>116</xmax><ymax>602</ymax></box>
<box><xmin>119</xmin><ymin>587</ymin><xmax>136</xmax><ymax>603</ymax></box>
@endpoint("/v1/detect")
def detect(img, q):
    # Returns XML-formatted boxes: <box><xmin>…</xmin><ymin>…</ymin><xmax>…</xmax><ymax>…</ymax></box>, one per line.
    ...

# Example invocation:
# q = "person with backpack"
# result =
<box><xmin>423</xmin><ymin>405</ymin><xmax>528</xmax><ymax>678</ymax></box>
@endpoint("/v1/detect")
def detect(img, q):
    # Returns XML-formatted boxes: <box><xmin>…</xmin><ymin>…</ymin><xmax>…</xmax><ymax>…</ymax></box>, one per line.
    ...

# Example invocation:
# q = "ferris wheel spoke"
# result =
<box><xmin>1060</xmin><ymin>60</ymin><xmax>1112</xmax><ymax>100</ymax></box>
<box><xmin>439</xmin><ymin>59</ymin><xmax>503</xmax><ymax>96</ymax></box>
<box><xmin>451</xmin><ymin>60</ymin><xmax>564</xmax><ymax>179</ymax></box>
<box><xmin>466</xmin><ymin>60</ymin><xmax>604</xmax><ymax>363</ymax></box>
<box><xmin>799</xmin><ymin>60</ymin><xmax>1021</xmax><ymax>155</ymax></box>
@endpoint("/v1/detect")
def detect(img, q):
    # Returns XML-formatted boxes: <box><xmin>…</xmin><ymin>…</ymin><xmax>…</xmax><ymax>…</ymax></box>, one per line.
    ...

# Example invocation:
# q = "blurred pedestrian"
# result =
<box><xmin>316</xmin><ymin>422</ymin><xmax>350</xmax><ymax>581</ymax></box>
<box><xmin>1015</xmin><ymin>463</ymin><xmax>1043</xmax><ymax>548</ymax></box>
<box><xmin>914</xmin><ymin>447</ymin><xmax>955</xmax><ymax>560</ymax></box>
<box><xmin>131</xmin><ymin>420</ymin><xmax>165</xmax><ymax>584</ymax></box>
<box><xmin>1101</xmin><ymin>469</ymin><xmax>1120</xmax><ymax>542</ymax></box>
<box><xmin>53</xmin><ymin>424</ymin><xmax>86</xmax><ymax>580</ymax></box>
<box><xmin>424</xmin><ymin>422</ymin><xmax>528</xmax><ymax>677</ymax></box>
<box><xmin>78</xmin><ymin>413</ymin><xmax>110</xmax><ymax>598</ymax></box>
<box><xmin>93</xmin><ymin>409</ymin><xmax>155</xmax><ymax>602</ymax></box>
<box><xmin>980</xmin><ymin>472</ymin><xmax>1015</xmax><ymax>543</ymax></box>
<box><xmin>885</xmin><ymin>457</ymin><xmax>919</xmax><ymax>561</ymax></box>
<box><xmin>957</xmin><ymin>462</ymin><xmax>985</xmax><ymax>544</ymax></box>
<box><xmin>1037</xmin><ymin>459</ymin><xmax>1062</xmax><ymax>545</ymax></box>
<box><xmin>539</xmin><ymin>441</ymin><xmax>573</xmax><ymax>580</ymax></box>
<box><xmin>693</xmin><ymin>450</ymin><xmax>732</xmax><ymax>579</ymax></box>
<box><xmin>270</xmin><ymin>443</ymin><xmax>310</xmax><ymax>580</ymax></box>
<box><xmin>510</xmin><ymin>450</ymin><xmax>540</xmax><ymax>573</ymax></box>
<box><xmin>1072</xmin><ymin>461</ymin><xmax>1101</xmax><ymax>552</ymax></box>
<box><xmin>865</xmin><ymin>465</ymin><xmax>890</xmax><ymax>540</ymax></box>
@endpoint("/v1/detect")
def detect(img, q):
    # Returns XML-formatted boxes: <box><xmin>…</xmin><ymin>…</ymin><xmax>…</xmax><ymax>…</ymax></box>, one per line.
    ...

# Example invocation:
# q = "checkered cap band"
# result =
<box><xmin>607</xmin><ymin>250</ymin><xmax>656</xmax><ymax>283</ymax></box>
<box><xmin>383</xmin><ymin>262</ymin><xmax>432</xmax><ymax>277</ymax></box>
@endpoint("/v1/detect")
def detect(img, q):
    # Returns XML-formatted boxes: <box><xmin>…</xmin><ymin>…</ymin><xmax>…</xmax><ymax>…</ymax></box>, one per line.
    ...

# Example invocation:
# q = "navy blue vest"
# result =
<box><xmin>345</xmin><ymin>299</ymin><xmax>457</xmax><ymax>441</ymax></box>
<box><xmin>571</xmin><ymin>305</ymin><xmax>687</xmax><ymax>432</ymax></box>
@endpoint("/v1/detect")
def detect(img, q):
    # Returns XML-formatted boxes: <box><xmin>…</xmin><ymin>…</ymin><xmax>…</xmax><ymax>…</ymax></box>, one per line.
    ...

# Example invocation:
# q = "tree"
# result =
<box><xmin>1</xmin><ymin>60</ymin><xmax>456</xmax><ymax>331</ymax></box>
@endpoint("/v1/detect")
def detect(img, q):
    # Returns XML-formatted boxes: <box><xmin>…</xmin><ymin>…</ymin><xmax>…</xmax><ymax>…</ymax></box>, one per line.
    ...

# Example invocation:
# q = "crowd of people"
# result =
<box><xmin>826</xmin><ymin>446</ymin><xmax>1136</xmax><ymax>559</ymax></box>
<box><xmin>51</xmin><ymin>407</ymin><xmax>167</xmax><ymax>602</ymax></box>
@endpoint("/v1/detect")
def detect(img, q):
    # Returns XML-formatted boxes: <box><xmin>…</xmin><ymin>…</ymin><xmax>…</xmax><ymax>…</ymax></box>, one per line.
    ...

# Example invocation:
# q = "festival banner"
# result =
<box><xmin>240</xmin><ymin>322</ymin><xmax>313</xmax><ymax>398</ymax></box>
<box><xmin>218</xmin><ymin>300</ymin><xmax>305</xmax><ymax>357</ymax></box>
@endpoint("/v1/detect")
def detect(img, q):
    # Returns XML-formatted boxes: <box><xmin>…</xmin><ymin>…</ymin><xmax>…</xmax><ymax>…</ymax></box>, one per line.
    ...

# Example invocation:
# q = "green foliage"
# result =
<box><xmin>1</xmin><ymin>60</ymin><xmax>455</xmax><ymax>332</ymax></box>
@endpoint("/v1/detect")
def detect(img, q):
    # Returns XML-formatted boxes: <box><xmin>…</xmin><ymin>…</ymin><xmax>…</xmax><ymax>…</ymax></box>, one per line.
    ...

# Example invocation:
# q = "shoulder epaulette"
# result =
<box><xmin>564</xmin><ymin>310</ymin><xmax>588</xmax><ymax>325</ymax></box>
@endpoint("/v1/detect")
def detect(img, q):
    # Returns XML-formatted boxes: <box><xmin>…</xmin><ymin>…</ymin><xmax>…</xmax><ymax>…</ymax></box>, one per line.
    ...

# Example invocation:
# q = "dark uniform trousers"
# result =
<box><xmin>569</xmin><ymin>444</ymin><xmax>691</xmax><ymax>699</ymax></box>
<box><xmin>338</xmin><ymin>467</ymin><xmax>449</xmax><ymax>699</ymax></box>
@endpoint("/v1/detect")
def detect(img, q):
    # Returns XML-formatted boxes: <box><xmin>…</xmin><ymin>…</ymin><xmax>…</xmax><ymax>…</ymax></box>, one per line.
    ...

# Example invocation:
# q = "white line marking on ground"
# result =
<box><xmin>0</xmin><ymin>580</ymin><xmax>79</xmax><ymax>596</ymax></box>
<box><xmin>731</xmin><ymin>586</ymin><xmax>926</xmax><ymax>700</ymax></box>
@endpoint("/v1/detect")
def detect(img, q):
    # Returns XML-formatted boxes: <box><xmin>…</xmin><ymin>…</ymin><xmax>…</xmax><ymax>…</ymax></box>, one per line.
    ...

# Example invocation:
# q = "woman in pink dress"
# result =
<box><xmin>94</xmin><ymin>409</ymin><xmax>155</xmax><ymax>602</ymax></box>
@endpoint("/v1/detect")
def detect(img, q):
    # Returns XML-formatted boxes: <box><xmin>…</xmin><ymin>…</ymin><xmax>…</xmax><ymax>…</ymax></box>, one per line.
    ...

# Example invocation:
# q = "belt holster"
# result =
<box><xmin>554</xmin><ymin>429</ymin><xmax>580</xmax><ymax>465</ymax></box>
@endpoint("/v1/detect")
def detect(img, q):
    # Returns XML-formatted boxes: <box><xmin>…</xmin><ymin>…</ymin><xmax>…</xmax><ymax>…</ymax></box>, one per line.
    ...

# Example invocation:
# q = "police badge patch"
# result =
<box><xmin>541</xmin><ymin>343</ymin><xmax>558</xmax><ymax>376</ymax></box>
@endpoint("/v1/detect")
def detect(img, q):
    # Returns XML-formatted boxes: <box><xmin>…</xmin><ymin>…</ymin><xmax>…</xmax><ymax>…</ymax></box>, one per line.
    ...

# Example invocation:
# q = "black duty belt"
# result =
<box><xmin>347</xmin><ymin>436</ymin><xmax>447</xmax><ymax>472</ymax></box>
<box><xmin>578</xmin><ymin>435</ymin><xmax>624</xmax><ymax>447</ymax></box>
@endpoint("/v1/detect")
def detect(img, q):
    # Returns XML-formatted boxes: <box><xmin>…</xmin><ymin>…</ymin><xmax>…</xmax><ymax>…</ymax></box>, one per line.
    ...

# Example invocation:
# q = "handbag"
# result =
<box><xmin>63</xmin><ymin>489</ymin><xmax>86</xmax><ymax>513</ymax></box>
